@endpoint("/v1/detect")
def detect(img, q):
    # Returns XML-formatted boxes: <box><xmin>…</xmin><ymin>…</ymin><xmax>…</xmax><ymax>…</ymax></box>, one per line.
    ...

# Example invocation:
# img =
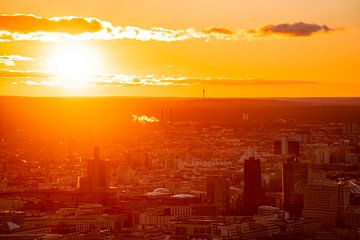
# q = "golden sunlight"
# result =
<box><xmin>46</xmin><ymin>42</ymin><xmax>104</xmax><ymax>87</ymax></box>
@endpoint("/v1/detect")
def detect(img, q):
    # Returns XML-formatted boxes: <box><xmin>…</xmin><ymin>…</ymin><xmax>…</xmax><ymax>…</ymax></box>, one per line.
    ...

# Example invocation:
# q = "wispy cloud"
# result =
<box><xmin>95</xmin><ymin>75</ymin><xmax>316</xmax><ymax>87</ymax></box>
<box><xmin>0</xmin><ymin>69</ymin><xmax>49</xmax><ymax>78</ymax></box>
<box><xmin>202</xmin><ymin>27</ymin><xmax>234</xmax><ymax>35</ymax></box>
<box><xmin>0</xmin><ymin>14</ymin><xmax>340</xmax><ymax>42</ymax></box>
<box><xmin>0</xmin><ymin>55</ymin><xmax>34</xmax><ymax>66</ymax></box>
<box><xmin>1</xmin><ymin>70</ymin><xmax>315</xmax><ymax>87</ymax></box>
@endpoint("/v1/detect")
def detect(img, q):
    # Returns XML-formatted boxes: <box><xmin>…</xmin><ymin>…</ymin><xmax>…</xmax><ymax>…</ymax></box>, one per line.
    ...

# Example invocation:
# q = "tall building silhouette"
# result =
<box><xmin>207</xmin><ymin>176</ymin><xmax>231</xmax><ymax>215</ymax></box>
<box><xmin>80</xmin><ymin>146</ymin><xmax>109</xmax><ymax>192</ymax></box>
<box><xmin>274</xmin><ymin>137</ymin><xmax>300</xmax><ymax>156</ymax></box>
<box><xmin>282</xmin><ymin>157</ymin><xmax>308</xmax><ymax>218</ymax></box>
<box><xmin>242</xmin><ymin>157</ymin><xmax>265</xmax><ymax>215</ymax></box>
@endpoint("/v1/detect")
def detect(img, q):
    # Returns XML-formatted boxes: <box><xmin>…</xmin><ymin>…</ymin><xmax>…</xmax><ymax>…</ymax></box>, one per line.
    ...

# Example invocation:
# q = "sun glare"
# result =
<box><xmin>46</xmin><ymin>43</ymin><xmax>104</xmax><ymax>87</ymax></box>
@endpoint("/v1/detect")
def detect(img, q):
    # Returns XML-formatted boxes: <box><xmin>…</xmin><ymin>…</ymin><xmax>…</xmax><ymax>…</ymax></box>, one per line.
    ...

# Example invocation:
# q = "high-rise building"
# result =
<box><xmin>313</xmin><ymin>148</ymin><xmax>330</xmax><ymax>164</ymax></box>
<box><xmin>282</xmin><ymin>157</ymin><xmax>308</xmax><ymax>218</ymax></box>
<box><xmin>343</xmin><ymin>123</ymin><xmax>359</xmax><ymax>135</ymax></box>
<box><xmin>242</xmin><ymin>157</ymin><xmax>265</xmax><ymax>215</ymax></box>
<box><xmin>274</xmin><ymin>137</ymin><xmax>300</xmax><ymax>156</ymax></box>
<box><xmin>80</xmin><ymin>146</ymin><xmax>109</xmax><ymax>192</ymax></box>
<box><xmin>288</xmin><ymin>141</ymin><xmax>300</xmax><ymax>156</ymax></box>
<box><xmin>207</xmin><ymin>176</ymin><xmax>231</xmax><ymax>215</ymax></box>
<box><xmin>303</xmin><ymin>182</ymin><xmax>350</xmax><ymax>228</ymax></box>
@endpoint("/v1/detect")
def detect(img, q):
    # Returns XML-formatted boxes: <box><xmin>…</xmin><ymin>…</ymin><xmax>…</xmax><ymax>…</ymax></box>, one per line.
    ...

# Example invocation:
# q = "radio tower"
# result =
<box><xmin>202</xmin><ymin>86</ymin><xmax>205</xmax><ymax>99</ymax></box>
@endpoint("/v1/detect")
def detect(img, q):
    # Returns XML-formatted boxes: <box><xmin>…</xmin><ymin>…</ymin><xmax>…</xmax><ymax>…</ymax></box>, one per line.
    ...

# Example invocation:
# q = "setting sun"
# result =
<box><xmin>0</xmin><ymin>1</ymin><xmax>359</xmax><ymax>97</ymax></box>
<box><xmin>46</xmin><ymin>43</ymin><xmax>104</xmax><ymax>87</ymax></box>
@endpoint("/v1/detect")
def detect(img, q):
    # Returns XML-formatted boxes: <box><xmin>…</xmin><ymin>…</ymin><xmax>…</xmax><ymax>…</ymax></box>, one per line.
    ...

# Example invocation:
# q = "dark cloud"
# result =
<box><xmin>258</xmin><ymin>22</ymin><xmax>336</xmax><ymax>37</ymax></box>
<box><xmin>0</xmin><ymin>14</ymin><xmax>103</xmax><ymax>34</ymax></box>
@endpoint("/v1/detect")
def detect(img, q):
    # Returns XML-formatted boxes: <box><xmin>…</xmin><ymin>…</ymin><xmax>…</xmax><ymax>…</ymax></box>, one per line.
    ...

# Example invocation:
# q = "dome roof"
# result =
<box><xmin>171</xmin><ymin>194</ymin><xmax>195</xmax><ymax>199</ymax></box>
<box><xmin>39</xmin><ymin>234</ymin><xmax>63</xmax><ymax>240</ymax></box>
<box><xmin>153</xmin><ymin>188</ymin><xmax>170</xmax><ymax>194</ymax></box>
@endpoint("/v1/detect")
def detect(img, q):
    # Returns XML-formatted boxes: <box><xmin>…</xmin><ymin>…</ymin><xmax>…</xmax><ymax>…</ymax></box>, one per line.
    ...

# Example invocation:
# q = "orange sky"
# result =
<box><xmin>0</xmin><ymin>0</ymin><xmax>359</xmax><ymax>97</ymax></box>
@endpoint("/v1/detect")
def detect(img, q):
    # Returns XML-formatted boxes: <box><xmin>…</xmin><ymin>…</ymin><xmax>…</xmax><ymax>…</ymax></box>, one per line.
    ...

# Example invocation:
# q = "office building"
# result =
<box><xmin>282</xmin><ymin>157</ymin><xmax>308</xmax><ymax>217</ymax></box>
<box><xmin>243</xmin><ymin>157</ymin><xmax>265</xmax><ymax>215</ymax></box>
<box><xmin>80</xmin><ymin>146</ymin><xmax>109</xmax><ymax>192</ymax></box>
<box><xmin>303</xmin><ymin>182</ymin><xmax>350</xmax><ymax>228</ymax></box>
<box><xmin>274</xmin><ymin>136</ymin><xmax>300</xmax><ymax>156</ymax></box>
<box><xmin>207</xmin><ymin>176</ymin><xmax>231</xmax><ymax>215</ymax></box>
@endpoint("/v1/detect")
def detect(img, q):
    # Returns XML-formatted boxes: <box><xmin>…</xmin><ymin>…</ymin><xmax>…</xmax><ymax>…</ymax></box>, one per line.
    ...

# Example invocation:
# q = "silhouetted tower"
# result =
<box><xmin>87</xmin><ymin>147</ymin><xmax>100</xmax><ymax>190</ymax></box>
<box><xmin>202</xmin><ymin>86</ymin><xmax>205</xmax><ymax>99</ymax></box>
<box><xmin>243</xmin><ymin>157</ymin><xmax>265</xmax><ymax>215</ymax></box>
<box><xmin>82</xmin><ymin>146</ymin><xmax>109</xmax><ymax>192</ymax></box>
<box><xmin>283</xmin><ymin>157</ymin><xmax>308</xmax><ymax>218</ymax></box>
<box><xmin>274</xmin><ymin>137</ymin><xmax>300</xmax><ymax>156</ymax></box>
<box><xmin>207</xmin><ymin>176</ymin><xmax>231</xmax><ymax>215</ymax></box>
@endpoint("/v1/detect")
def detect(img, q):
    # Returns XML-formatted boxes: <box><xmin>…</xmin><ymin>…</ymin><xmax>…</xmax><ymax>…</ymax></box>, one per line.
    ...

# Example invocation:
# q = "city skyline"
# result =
<box><xmin>1</xmin><ymin>97</ymin><xmax>360</xmax><ymax>239</ymax></box>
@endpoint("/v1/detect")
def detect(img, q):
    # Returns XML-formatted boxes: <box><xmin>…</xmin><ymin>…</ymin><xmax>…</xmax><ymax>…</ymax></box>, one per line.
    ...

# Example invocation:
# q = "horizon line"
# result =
<box><xmin>1</xmin><ymin>95</ymin><xmax>360</xmax><ymax>100</ymax></box>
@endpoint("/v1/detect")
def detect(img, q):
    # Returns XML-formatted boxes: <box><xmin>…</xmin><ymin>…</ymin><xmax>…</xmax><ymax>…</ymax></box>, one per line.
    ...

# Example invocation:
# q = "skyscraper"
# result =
<box><xmin>274</xmin><ymin>136</ymin><xmax>300</xmax><ymax>156</ymax></box>
<box><xmin>242</xmin><ymin>157</ymin><xmax>265</xmax><ymax>215</ymax></box>
<box><xmin>207</xmin><ymin>176</ymin><xmax>231</xmax><ymax>215</ymax></box>
<box><xmin>282</xmin><ymin>157</ymin><xmax>308</xmax><ymax>218</ymax></box>
<box><xmin>80</xmin><ymin>146</ymin><xmax>109</xmax><ymax>192</ymax></box>
<box><xmin>303</xmin><ymin>182</ymin><xmax>350</xmax><ymax>228</ymax></box>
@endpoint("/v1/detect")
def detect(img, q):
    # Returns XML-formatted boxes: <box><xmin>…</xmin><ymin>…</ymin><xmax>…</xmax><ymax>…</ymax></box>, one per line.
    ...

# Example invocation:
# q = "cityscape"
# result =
<box><xmin>1</xmin><ymin>97</ymin><xmax>360</xmax><ymax>239</ymax></box>
<box><xmin>1</xmin><ymin>0</ymin><xmax>360</xmax><ymax>239</ymax></box>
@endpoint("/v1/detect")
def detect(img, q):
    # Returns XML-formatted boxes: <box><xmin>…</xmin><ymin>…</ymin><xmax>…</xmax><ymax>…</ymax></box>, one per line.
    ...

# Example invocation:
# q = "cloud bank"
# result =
<box><xmin>0</xmin><ymin>70</ymin><xmax>315</xmax><ymax>87</ymax></box>
<box><xmin>95</xmin><ymin>75</ymin><xmax>315</xmax><ymax>87</ymax></box>
<box><xmin>0</xmin><ymin>14</ymin><xmax>339</xmax><ymax>42</ymax></box>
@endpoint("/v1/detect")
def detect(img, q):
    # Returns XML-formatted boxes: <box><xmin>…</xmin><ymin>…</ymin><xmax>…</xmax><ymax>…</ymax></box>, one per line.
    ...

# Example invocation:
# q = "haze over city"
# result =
<box><xmin>1</xmin><ymin>1</ymin><xmax>360</xmax><ymax>240</ymax></box>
